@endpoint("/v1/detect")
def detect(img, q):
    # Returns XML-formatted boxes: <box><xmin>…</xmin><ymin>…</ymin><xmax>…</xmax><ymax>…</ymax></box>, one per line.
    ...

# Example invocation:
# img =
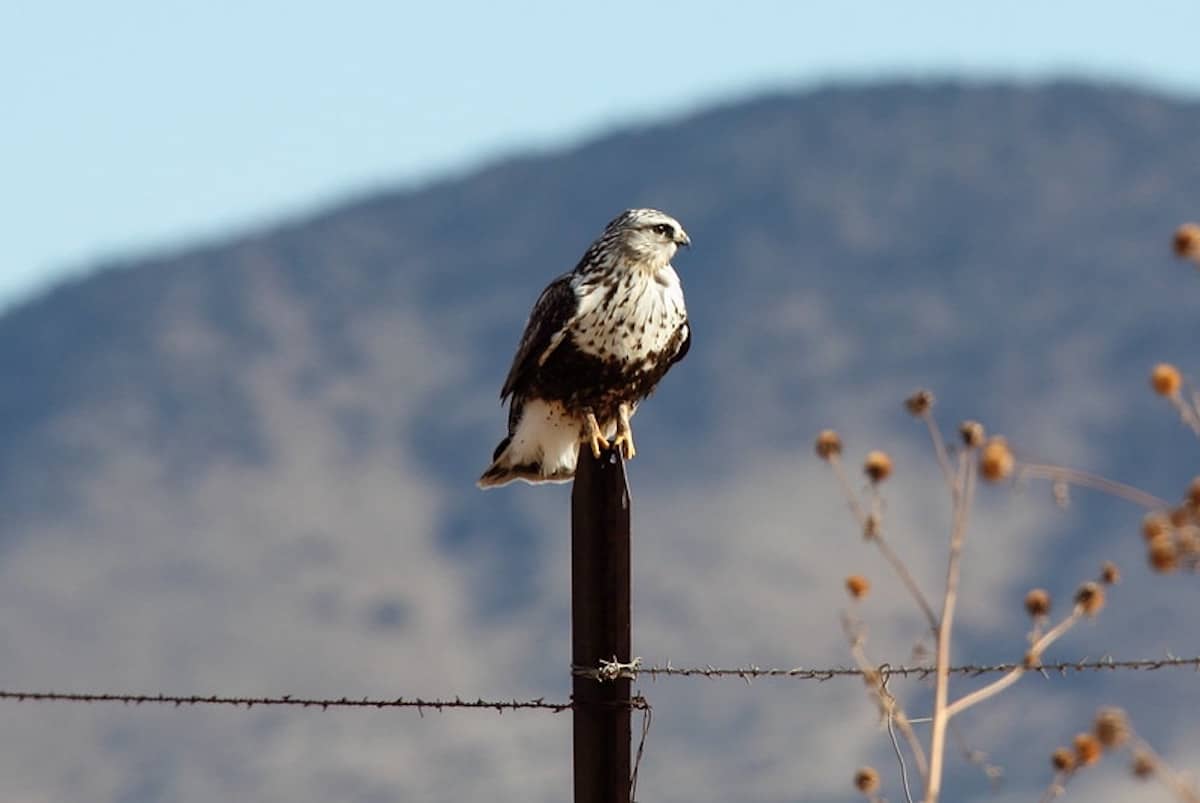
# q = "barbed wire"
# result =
<box><xmin>631</xmin><ymin>656</ymin><xmax>1200</xmax><ymax>682</ymax></box>
<box><xmin>1</xmin><ymin>657</ymin><xmax>1194</xmax><ymax>712</ymax></box>
<box><xmin>0</xmin><ymin>691</ymin><xmax>585</xmax><ymax>713</ymax></box>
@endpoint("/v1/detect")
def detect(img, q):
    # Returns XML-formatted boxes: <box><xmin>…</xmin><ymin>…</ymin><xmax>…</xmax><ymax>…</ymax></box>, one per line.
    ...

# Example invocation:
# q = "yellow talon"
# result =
<box><xmin>614</xmin><ymin>403</ymin><xmax>636</xmax><ymax>460</ymax></box>
<box><xmin>585</xmin><ymin>412</ymin><xmax>609</xmax><ymax>458</ymax></box>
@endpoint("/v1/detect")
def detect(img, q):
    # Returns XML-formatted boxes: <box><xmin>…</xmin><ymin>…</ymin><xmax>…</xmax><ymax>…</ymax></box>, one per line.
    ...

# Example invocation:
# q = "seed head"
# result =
<box><xmin>1074</xmin><ymin>582</ymin><xmax>1105</xmax><ymax>616</ymax></box>
<box><xmin>1051</xmin><ymin>747</ymin><xmax>1076</xmax><ymax>772</ymax></box>
<box><xmin>1188</xmin><ymin>477</ymin><xmax>1200</xmax><ymax>507</ymax></box>
<box><xmin>959</xmin><ymin>420</ymin><xmax>986</xmax><ymax>448</ymax></box>
<box><xmin>1093</xmin><ymin>708</ymin><xmax>1129</xmax><ymax>749</ymax></box>
<box><xmin>905</xmin><ymin>390</ymin><xmax>934</xmax><ymax>416</ymax></box>
<box><xmin>1151</xmin><ymin>363</ymin><xmax>1182</xmax><ymax>397</ymax></box>
<box><xmin>815</xmin><ymin>429</ymin><xmax>843</xmax><ymax>461</ymax></box>
<box><xmin>1142</xmin><ymin>512</ymin><xmax>1171</xmax><ymax>542</ymax></box>
<box><xmin>1177</xmin><ymin>527</ymin><xmax>1200</xmax><ymax>555</ymax></box>
<box><xmin>979</xmin><ymin>437</ymin><xmax>1014</xmax><ymax>482</ymax></box>
<box><xmin>1131</xmin><ymin>751</ymin><xmax>1156</xmax><ymax>779</ymax></box>
<box><xmin>1174</xmin><ymin>223</ymin><xmax>1200</xmax><ymax>259</ymax></box>
<box><xmin>1073</xmin><ymin>733</ymin><xmax>1102</xmax><ymax>767</ymax></box>
<box><xmin>1100</xmin><ymin>561</ymin><xmax>1120</xmax><ymax>585</ymax></box>
<box><xmin>864</xmin><ymin>450</ymin><xmax>892</xmax><ymax>483</ymax></box>
<box><xmin>845</xmin><ymin>574</ymin><xmax>871</xmax><ymax>600</ymax></box>
<box><xmin>1170</xmin><ymin>505</ymin><xmax>1192</xmax><ymax>528</ymax></box>
<box><xmin>1148</xmin><ymin>534</ymin><xmax>1178</xmax><ymax>573</ymax></box>
<box><xmin>1024</xmin><ymin>588</ymin><xmax>1051</xmax><ymax>618</ymax></box>
<box><xmin>853</xmin><ymin>766</ymin><xmax>880</xmax><ymax>794</ymax></box>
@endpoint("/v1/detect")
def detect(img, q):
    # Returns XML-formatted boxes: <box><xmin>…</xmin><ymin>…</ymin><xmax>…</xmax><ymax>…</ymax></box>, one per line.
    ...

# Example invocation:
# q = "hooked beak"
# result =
<box><xmin>676</xmin><ymin>231</ymin><xmax>691</xmax><ymax>249</ymax></box>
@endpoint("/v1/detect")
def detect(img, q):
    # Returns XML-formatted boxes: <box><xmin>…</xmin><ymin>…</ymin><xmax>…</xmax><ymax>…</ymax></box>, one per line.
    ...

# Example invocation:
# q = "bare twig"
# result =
<box><xmin>950</xmin><ymin>731</ymin><xmax>1003</xmax><ymax>788</ymax></box>
<box><xmin>842</xmin><ymin>613</ymin><xmax>930</xmax><ymax>782</ymax></box>
<box><xmin>1017</xmin><ymin>463</ymin><xmax>1169</xmax><ymax>510</ymax></box>
<box><xmin>943</xmin><ymin>609</ymin><xmax>1083</xmax><ymax>720</ymax></box>
<box><xmin>828</xmin><ymin>454</ymin><xmax>871</xmax><ymax>528</ymax></box>
<box><xmin>873</xmin><ymin>533</ymin><xmax>940</xmax><ymax>631</ymax></box>
<box><xmin>1128</xmin><ymin>733</ymin><xmax>1200</xmax><ymax>803</ymax></box>
<box><xmin>827</xmin><ymin>454</ymin><xmax>939</xmax><ymax>630</ymax></box>
<box><xmin>920</xmin><ymin>411</ymin><xmax>957</xmax><ymax>498</ymax></box>
<box><xmin>1037</xmin><ymin>773</ymin><xmax>1070</xmax><ymax>803</ymax></box>
<box><xmin>926</xmin><ymin>450</ymin><xmax>976</xmax><ymax>802</ymax></box>
<box><xmin>1169</xmin><ymin>392</ymin><xmax>1200</xmax><ymax>437</ymax></box>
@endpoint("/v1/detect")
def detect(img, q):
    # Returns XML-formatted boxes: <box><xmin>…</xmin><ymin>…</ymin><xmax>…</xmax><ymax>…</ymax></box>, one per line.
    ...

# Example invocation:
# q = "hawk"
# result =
<box><xmin>478</xmin><ymin>208</ymin><xmax>692</xmax><ymax>488</ymax></box>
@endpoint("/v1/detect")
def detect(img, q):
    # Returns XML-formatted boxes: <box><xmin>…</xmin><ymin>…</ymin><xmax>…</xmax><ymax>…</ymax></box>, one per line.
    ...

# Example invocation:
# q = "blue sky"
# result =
<box><xmin>4</xmin><ymin>0</ymin><xmax>1199</xmax><ymax>311</ymax></box>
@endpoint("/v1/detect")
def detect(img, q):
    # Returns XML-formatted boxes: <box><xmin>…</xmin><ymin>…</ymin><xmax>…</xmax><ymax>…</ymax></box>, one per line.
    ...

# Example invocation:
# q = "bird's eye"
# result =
<box><xmin>653</xmin><ymin>223</ymin><xmax>673</xmax><ymax>237</ymax></box>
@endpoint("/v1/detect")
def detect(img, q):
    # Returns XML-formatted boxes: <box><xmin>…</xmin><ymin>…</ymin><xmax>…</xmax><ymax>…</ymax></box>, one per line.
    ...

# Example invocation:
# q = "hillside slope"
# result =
<box><xmin>2</xmin><ymin>82</ymin><xmax>1199</xmax><ymax>802</ymax></box>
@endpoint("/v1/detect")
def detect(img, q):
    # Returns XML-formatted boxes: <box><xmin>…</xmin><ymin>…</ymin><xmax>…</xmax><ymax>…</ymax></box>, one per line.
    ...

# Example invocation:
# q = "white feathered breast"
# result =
<box><xmin>569</xmin><ymin>264</ymin><xmax>687</xmax><ymax>367</ymax></box>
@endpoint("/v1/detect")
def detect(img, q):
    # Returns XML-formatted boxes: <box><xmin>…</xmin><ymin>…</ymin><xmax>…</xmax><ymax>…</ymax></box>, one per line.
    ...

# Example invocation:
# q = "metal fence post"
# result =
<box><xmin>571</xmin><ymin>447</ymin><xmax>632</xmax><ymax>803</ymax></box>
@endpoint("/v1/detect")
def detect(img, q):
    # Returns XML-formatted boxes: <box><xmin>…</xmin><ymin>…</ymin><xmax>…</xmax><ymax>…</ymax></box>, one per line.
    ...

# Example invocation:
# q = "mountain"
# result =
<box><xmin>3</xmin><ymin>81</ymin><xmax>1200</xmax><ymax>803</ymax></box>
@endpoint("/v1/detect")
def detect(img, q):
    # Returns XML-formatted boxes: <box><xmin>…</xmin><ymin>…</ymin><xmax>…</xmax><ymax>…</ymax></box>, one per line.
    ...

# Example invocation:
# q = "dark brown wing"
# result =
<box><xmin>499</xmin><ymin>273</ymin><xmax>578</xmax><ymax>401</ymax></box>
<box><xmin>669</xmin><ymin>320</ymin><xmax>691</xmax><ymax>367</ymax></box>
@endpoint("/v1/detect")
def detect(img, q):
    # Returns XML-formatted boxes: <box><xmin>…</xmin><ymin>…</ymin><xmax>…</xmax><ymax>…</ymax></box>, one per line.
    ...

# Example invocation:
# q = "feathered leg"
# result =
<box><xmin>612</xmin><ymin>401</ymin><xmax>636</xmax><ymax>459</ymax></box>
<box><xmin>584</xmin><ymin>411</ymin><xmax>610</xmax><ymax>458</ymax></box>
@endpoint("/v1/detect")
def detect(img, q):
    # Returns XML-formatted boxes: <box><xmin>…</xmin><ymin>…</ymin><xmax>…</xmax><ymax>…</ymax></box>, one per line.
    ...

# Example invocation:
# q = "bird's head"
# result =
<box><xmin>602</xmin><ymin>208</ymin><xmax>691</xmax><ymax>269</ymax></box>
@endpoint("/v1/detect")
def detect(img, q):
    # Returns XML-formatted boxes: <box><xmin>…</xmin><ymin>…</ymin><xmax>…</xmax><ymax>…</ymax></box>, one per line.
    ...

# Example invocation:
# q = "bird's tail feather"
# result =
<box><xmin>477</xmin><ymin>459</ymin><xmax>574</xmax><ymax>489</ymax></box>
<box><xmin>476</xmin><ymin>445</ymin><xmax>577</xmax><ymax>488</ymax></box>
<box><xmin>477</xmin><ymin>400</ymin><xmax>580</xmax><ymax>489</ymax></box>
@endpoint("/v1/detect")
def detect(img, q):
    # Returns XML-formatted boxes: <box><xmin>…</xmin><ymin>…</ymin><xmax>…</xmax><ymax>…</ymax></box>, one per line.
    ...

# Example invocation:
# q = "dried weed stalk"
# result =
<box><xmin>819</xmin><ymin>400</ymin><xmax>1174</xmax><ymax>802</ymax></box>
<box><xmin>828</xmin><ymin>224</ymin><xmax>1200</xmax><ymax>802</ymax></box>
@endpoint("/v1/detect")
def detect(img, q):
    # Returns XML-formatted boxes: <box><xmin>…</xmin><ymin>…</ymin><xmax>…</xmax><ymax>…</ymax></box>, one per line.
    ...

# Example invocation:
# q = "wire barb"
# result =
<box><xmin>572</xmin><ymin>656</ymin><xmax>643</xmax><ymax>682</ymax></box>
